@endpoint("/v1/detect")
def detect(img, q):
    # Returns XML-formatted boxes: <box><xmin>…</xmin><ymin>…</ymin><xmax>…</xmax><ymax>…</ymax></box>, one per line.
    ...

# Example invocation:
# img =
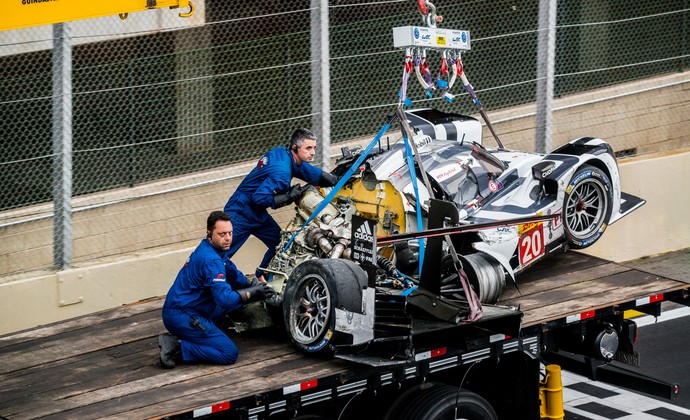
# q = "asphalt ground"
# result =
<box><xmin>562</xmin><ymin>248</ymin><xmax>690</xmax><ymax>419</ymax></box>
<box><xmin>635</xmin><ymin>309</ymin><xmax>690</xmax><ymax>410</ymax></box>
<box><xmin>561</xmin><ymin>310</ymin><xmax>690</xmax><ymax>419</ymax></box>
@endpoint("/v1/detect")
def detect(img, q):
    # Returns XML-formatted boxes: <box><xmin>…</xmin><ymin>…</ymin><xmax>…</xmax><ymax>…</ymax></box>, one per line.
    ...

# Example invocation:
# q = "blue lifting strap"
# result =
<box><xmin>282</xmin><ymin>120</ymin><xmax>394</xmax><ymax>252</ymax></box>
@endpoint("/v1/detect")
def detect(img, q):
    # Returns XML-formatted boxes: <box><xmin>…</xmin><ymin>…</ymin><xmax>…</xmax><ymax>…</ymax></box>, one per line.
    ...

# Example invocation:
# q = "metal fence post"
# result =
<box><xmin>311</xmin><ymin>0</ymin><xmax>331</xmax><ymax>169</ymax></box>
<box><xmin>535</xmin><ymin>0</ymin><xmax>557</xmax><ymax>154</ymax></box>
<box><xmin>52</xmin><ymin>22</ymin><xmax>73</xmax><ymax>270</ymax></box>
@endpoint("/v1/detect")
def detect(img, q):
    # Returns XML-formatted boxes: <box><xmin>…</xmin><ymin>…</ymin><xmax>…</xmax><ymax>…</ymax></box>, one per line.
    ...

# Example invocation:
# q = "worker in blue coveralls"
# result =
<box><xmin>223</xmin><ymin>128</ymin><xmax>339</xmax><ymax>281</ymax></box>
<box><xmin>158</xmin><ymin>211</ymin><xmax>275</xmax><ymax>368</ymax></box>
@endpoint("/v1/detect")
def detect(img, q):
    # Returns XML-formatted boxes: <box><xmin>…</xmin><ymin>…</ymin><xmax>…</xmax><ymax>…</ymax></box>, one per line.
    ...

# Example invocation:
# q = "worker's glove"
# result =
<box><xmin>239</xmin><ymin>282</ymin><xmax>276</xmax><ymax>304</ymax></box>
<box><xmin>273</xmin><ymin>184</ymin><xmax>304</xmax><ymax>208</ymax></box>
<box><xmin>319</xmin><ymin>171</ymin><xmax>340</xmax><ymax>188</ymax></box>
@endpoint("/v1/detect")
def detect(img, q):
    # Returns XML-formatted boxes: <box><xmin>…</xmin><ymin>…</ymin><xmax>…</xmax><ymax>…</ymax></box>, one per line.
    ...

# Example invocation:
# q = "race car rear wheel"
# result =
<box><xmin>282</xmin><ymin>259</ymin><xmax>367</xmax><ymax>357</ymax></box>
<box><xmin>563</xmin><ymin>165</ymin><xmax>613</xmax><ymax>249</ymax></box>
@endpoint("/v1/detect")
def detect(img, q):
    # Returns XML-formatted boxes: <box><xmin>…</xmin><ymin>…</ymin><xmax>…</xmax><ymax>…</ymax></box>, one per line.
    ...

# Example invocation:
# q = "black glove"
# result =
<box><xmin>273</xmin><ymin>183</ymin><xmax>304</xmax><ymax>208</ymax></box>
<box><xmin>246</xmin><ymin>277</ymin><xmax>261</xmax><ymax>288</ymax></box>
<box><xmin>319</xmin><ymin>171</ymin><xmax>340</xmax><ymax>187</ymax></box>
<box><xmin>239</xmin><ymin>282</ymin><xmax>276</xmax><ymax>303</ymax></box>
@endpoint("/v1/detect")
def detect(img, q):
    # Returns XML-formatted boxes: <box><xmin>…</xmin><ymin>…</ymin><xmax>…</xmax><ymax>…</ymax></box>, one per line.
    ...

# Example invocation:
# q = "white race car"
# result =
<box><xmin>261</xmin><ymin>108</ymin><xmax>644</xmax><ymax>356</ymax></box>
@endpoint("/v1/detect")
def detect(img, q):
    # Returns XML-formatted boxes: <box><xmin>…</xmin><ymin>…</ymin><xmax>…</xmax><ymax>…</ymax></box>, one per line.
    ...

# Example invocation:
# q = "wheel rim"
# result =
<box><xmin>289</xmin><ymin>274</ymin><xmax>331</xmax><ymax>345</ymax></box>
<box><xmin>565</xmin><ymin>177</ymin><xmax>608</xmax><ymax>240</ymax></box>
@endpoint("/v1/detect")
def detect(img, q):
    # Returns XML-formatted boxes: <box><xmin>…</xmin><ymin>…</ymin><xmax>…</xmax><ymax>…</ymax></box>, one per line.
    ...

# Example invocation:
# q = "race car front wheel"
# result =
<box><xmin>563</xmin><ymin>165</ymin><xmax>613</xmax><ymax>249</ymax></box>
<box><xmin>282</xmin><ymin>259</ymin><xmax>367</xmax><ymax>357</ymax></box>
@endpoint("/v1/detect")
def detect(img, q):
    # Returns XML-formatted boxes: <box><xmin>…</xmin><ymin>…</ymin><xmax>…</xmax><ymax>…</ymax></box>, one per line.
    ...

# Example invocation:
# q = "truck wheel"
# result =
<box><xmin>282</xmin><ymin>259</ymin><xmax>367</xmax><ymax>357</ymax></box>
<box><xmin>385</xmin><ymin>383</ymin><xmax>498</xmax><ymax>420</ymax></box>
<box><xmin>563</xmin><ymin>165</ymin><xmax>613</xmax><ymax>249</ymax></box>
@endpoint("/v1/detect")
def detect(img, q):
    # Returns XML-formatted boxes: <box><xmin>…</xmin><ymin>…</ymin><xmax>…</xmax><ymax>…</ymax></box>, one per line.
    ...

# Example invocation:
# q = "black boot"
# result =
<box><xmin>158</xmin><ymin>333</ymin><xmax>181</xmax><ymax>369</ymax></box>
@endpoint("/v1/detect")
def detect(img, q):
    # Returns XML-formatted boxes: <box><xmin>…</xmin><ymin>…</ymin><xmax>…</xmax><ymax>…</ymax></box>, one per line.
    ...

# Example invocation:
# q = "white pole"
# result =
<box><xmin>320</xmin><ymin>0</ymin><xmax>331</xmax><ymax>169</ymax></box>
<box><xmin>52</xmin><ymin>22</ymin><xmax>73</xmax><ymax>270</ymax></box>
<box><xmin>535</xmin><ymin>0</ymin><xmax>557</xmax><ymax>154</ymax></box>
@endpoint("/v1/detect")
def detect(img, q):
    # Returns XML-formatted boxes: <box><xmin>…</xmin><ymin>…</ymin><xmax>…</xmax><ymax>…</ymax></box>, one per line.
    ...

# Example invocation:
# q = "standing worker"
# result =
<box><xmin>158</xmin><ymin>211</ymin><xmax>275</xmax><ymax>368</ymax></box>
<box><xmin>223</xmin><ymin>128</ymin><xmax>339</xmax><ymax>281</ymax></box>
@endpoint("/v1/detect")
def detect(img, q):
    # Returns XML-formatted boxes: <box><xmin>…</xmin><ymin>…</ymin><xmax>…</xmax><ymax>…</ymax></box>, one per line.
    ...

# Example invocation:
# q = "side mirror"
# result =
<box><xmin>532</xmin><ymin>161</ymin><xmax>555</xmax><ymax>181</ymax></box>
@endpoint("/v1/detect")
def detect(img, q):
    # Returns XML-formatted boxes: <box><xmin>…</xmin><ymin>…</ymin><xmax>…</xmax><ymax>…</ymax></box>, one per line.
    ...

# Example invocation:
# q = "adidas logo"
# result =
<box><xmin>354</xmin><ymin>221</ymin><xmax>375</xmax><ymax>242</ymax></box>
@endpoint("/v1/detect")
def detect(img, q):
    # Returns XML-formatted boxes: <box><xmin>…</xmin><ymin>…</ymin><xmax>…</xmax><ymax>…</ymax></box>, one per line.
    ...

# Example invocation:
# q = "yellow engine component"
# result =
<box><xmin>4</xmin><ymin>0</ymin><xmax>193</xmax><ymax>31</ymax></box>
<box><xmin>337</xmin><ymin>179</ymin><xmax>406</xmax><ymax>236</ymax></box>
<box><xmin>539</xmin><ymin>364</ymin><xmax>564</xmax><ymax>420</ymax></box>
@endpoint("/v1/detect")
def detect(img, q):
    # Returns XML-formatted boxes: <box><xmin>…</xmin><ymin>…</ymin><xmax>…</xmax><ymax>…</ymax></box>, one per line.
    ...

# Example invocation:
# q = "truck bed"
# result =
<box><xmin>1</xmin><ymin>251</ymin><xmax>688</xmax><ymax>419</ymax></box>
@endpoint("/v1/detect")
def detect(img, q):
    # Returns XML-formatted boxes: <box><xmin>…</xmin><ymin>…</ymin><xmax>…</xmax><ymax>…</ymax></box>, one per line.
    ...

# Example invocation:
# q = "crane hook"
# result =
<box><xmin>179</xmin><ymin>0</ymin><xmax>194</xmax><ymax>18</ymax></box>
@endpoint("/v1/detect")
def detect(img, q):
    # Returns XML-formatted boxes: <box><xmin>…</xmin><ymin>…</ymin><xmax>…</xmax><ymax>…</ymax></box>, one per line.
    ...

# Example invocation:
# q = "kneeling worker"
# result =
<box><xmin>158</xmin><ymin>210</ymin><xmax>275</xmax><ymax>368</ymax></box>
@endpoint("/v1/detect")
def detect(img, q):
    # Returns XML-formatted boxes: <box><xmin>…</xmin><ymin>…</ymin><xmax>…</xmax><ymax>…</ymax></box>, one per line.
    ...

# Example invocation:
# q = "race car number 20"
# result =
<box><xmin>519</xmin><ymin>223</ymin><xmax>545</xmax><ymax>266</ymax></box>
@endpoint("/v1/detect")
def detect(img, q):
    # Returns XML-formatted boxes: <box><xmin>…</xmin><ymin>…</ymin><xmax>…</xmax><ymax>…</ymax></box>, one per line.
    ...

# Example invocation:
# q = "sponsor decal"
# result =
<box><xmin>414</xmin><ymin>27</ymin><xmax>420</xmax><ymax>39</ymax></box>
<box><xmin>569</xmin><ymin>170</ymin><xmax>592</xmax><ymax>187</ymax></box>
<box><xmin>541</xmin><ymin>166</ymin><xmax>555</xmax><ymax>178</ymax></box>
<box><xmin>552</xmin><ymin>215</ymin><xmax>562</xmax><ymax>230</ymax></box>
<box><xmin>518</xmin><ymin>221</ymin><xmax>541</xmax><ymax>235</ymax></box>
<box><xmin>461</xmin><ymin>31</ymin><xmax>468</xmax><ymax>43</ymax></box>
<box><xmin>436</xmin><ymin>35</ymin><xmax>447</xmax><ymax>46</ymax></box>
<box><xmin>352</xmin><ymin>216</ymin><xmax>377</xmax><ymax>265</ymax></box>
<box><xmin>488</xmin><ymin>180</ymin><xmax>498</xmax><ymax>193</ymax></box>
<box><xmin>434</xmin><ymin>165</ymin><xmax>458</xmax><ymax>181</ymax></box>
<box><xmin>213</xmin><ymin>273</ymin><xmax>226</xmax><ymax>282</ymax></box>
<box><xmin>519</xmin><ymin>223</ymin><xmax>545</xmax><ymax>266</ymax></box>
<box><xmin>307</xmin><ymin>330</ymin><xmax>333</xmax><ymax>352</ymax></box>
<box><xmin>422</xmin><ymin>34</ymin><xmax>431</xmax><ymax>41</ymax></box>
<box><xmin>415</xmin><ymin>135</ymin><xmax>432</xmax><ymax>147</ymax></box>
<box><xmin>389</xmin><ymin>170</ymin><xmax>403</xmax><ymax>180</ymax></box>
<box><xmin>354</xmin><ymin>221</ymin><xmax>374</xmax><ymax>242</ymax></box>
<box><xmin>257</xmin><ymin>156</ymin><xmax>269</xmax><ymax>168</ymax></box>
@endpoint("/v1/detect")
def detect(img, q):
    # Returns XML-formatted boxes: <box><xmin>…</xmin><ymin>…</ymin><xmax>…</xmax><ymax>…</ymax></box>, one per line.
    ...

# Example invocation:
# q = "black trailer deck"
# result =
<box><xmin>1</xmin><ymin>250</ymin><xmax>688</xmax><ymax>419</ymax></box>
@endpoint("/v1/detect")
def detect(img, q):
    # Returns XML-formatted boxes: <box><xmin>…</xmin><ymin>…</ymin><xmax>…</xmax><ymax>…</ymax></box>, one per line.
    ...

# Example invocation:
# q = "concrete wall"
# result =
<box><xmin>1</xmin><ymin>72</ymin><xmax>689</xmax><ymax>335</ymax></box>
<box><xmin>580</xmin><ymin>149</ymin><xmax>690</xmax><ymax>261</ymax></box>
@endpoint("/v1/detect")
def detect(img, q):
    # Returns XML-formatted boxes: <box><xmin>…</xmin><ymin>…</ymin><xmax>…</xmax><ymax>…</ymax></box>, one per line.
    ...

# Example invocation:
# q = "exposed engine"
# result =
<box><xmin>266</xmin><ymin>185</ymin><xmax>508</xmax><ymax>304</ymax></box>
<box><xmin>267</xmin><ymin>186</ymin><xmax>356</xmax><ymax>282</ymax></box>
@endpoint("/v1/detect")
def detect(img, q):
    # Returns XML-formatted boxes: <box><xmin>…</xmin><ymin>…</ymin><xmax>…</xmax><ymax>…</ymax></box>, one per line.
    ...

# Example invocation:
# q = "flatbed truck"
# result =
<box><xmin>1</xmin><ymin>250</ymin><xmax>688</xmax><ymax>419</ymax></box>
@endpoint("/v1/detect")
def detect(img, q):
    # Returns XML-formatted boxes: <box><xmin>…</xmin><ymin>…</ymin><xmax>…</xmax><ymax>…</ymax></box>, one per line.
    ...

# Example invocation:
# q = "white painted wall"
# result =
<box><xmin>581</xmin><ymin>149</ymin><xmax>690</xmax><ymax>262</ymax></box>
<box><xmin>1</xmin><ymin>149</ymin><xmax>688</xmax><ymax>335</ymax></box>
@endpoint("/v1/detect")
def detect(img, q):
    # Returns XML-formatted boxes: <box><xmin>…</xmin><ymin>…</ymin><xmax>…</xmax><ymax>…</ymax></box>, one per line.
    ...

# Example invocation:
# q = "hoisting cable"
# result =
<box><xmin>413</xmin><ymin>49</ymin><xmax>435</xmax><ymax>98</ymax></box>
<box><xmin>398</xmin><ymin>48</ymin><xmax>414</xmax><ymax>107</ymax></box>
<box><xmin>401</xmin><ymin>126</ymin><xmax>426</xmax><ymax>276</ymax></box>
<box><xmin>455</xmin><ymin>53</ymin><xmax>506</xmax><ymax>150</ymax></box>
<box><xmin>439</xmin><ymin>51</ymin><xmax>458</xmax><ymax>103</ymax></box>
<box><xmin>396</xmin><ymin>107</ymin><xmax>437</xmax><ymax>277</ymax></box>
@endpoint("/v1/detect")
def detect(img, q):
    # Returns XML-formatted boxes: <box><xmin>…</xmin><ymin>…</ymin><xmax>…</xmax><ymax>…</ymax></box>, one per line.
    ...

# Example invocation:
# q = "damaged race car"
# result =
<box><xmin>244</xmin><ymin>108</ymin><xmax>645</xmax><ymax>358</ymax></box>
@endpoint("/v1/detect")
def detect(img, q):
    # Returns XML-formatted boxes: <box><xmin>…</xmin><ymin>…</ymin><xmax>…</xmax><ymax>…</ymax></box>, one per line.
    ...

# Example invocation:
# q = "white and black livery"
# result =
<box><xmin>255</xmin><ymin>108</ymin><xmax>645</xmax><ymax>357</ymax></box>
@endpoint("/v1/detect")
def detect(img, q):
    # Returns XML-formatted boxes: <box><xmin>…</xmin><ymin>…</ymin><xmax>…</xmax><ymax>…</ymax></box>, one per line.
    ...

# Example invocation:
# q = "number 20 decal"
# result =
<box><xmin>519</xmin><ymin>224</ymin><xmax>545</xmax><ymax>266</ymax></box>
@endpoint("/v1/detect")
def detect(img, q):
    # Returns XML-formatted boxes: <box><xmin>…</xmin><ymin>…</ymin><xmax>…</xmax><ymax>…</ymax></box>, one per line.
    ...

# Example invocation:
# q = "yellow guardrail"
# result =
<box><xmin>3</xmin><ymin>0</ymin><xmax>193</xmax><ymax>31</ymax></box>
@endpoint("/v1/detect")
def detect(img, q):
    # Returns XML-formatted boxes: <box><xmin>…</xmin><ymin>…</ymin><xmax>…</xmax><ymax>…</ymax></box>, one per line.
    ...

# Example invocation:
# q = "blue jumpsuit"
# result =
<box><xmin>162</xmin><ymin>238</ymin><xmax>248</xmax><ymax>365</ymax></box>
<box><xmin>224</xmin><ymin>146</ymin><xmax>323</xmax><ymax>277</ymax></box>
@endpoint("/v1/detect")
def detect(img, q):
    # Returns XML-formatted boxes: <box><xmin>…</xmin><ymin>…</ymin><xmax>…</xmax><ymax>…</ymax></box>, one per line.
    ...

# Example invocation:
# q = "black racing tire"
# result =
<box><xmin>282</xmin><ymin>259</ymin><xmax>367</xmax><ymax>358</ymax></box>
<box><xmin>563</xmin><ymin>165</ymin><xmax>613</xmax><ymax>249</ymax></box>
<box><xmin>385</xmin><ymin>383</ymin><xmax>498</xmax><ymax>420</ymax></box>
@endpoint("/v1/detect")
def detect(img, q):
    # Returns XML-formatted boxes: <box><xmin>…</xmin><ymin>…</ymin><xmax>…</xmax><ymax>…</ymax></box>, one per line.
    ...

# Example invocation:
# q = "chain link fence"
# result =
<box><xmin>1</xmin><ymin>0</ymin><xmax>689</xmax><ymax>276</ymax></box>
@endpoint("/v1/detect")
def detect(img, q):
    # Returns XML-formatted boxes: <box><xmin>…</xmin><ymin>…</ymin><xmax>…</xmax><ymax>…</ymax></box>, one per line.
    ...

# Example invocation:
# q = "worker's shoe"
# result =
<box><xmin>158</xmin><ymin>333</ymin><xmax>181</xmax><ymax>369</ymax></box>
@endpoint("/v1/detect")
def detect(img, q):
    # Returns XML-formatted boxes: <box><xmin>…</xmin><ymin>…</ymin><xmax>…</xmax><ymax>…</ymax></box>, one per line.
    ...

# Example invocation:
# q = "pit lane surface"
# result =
<box><xmin>562</xmin><ymin>308</ymin><xmax>690</xmax><ymax>419</ymax></box>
